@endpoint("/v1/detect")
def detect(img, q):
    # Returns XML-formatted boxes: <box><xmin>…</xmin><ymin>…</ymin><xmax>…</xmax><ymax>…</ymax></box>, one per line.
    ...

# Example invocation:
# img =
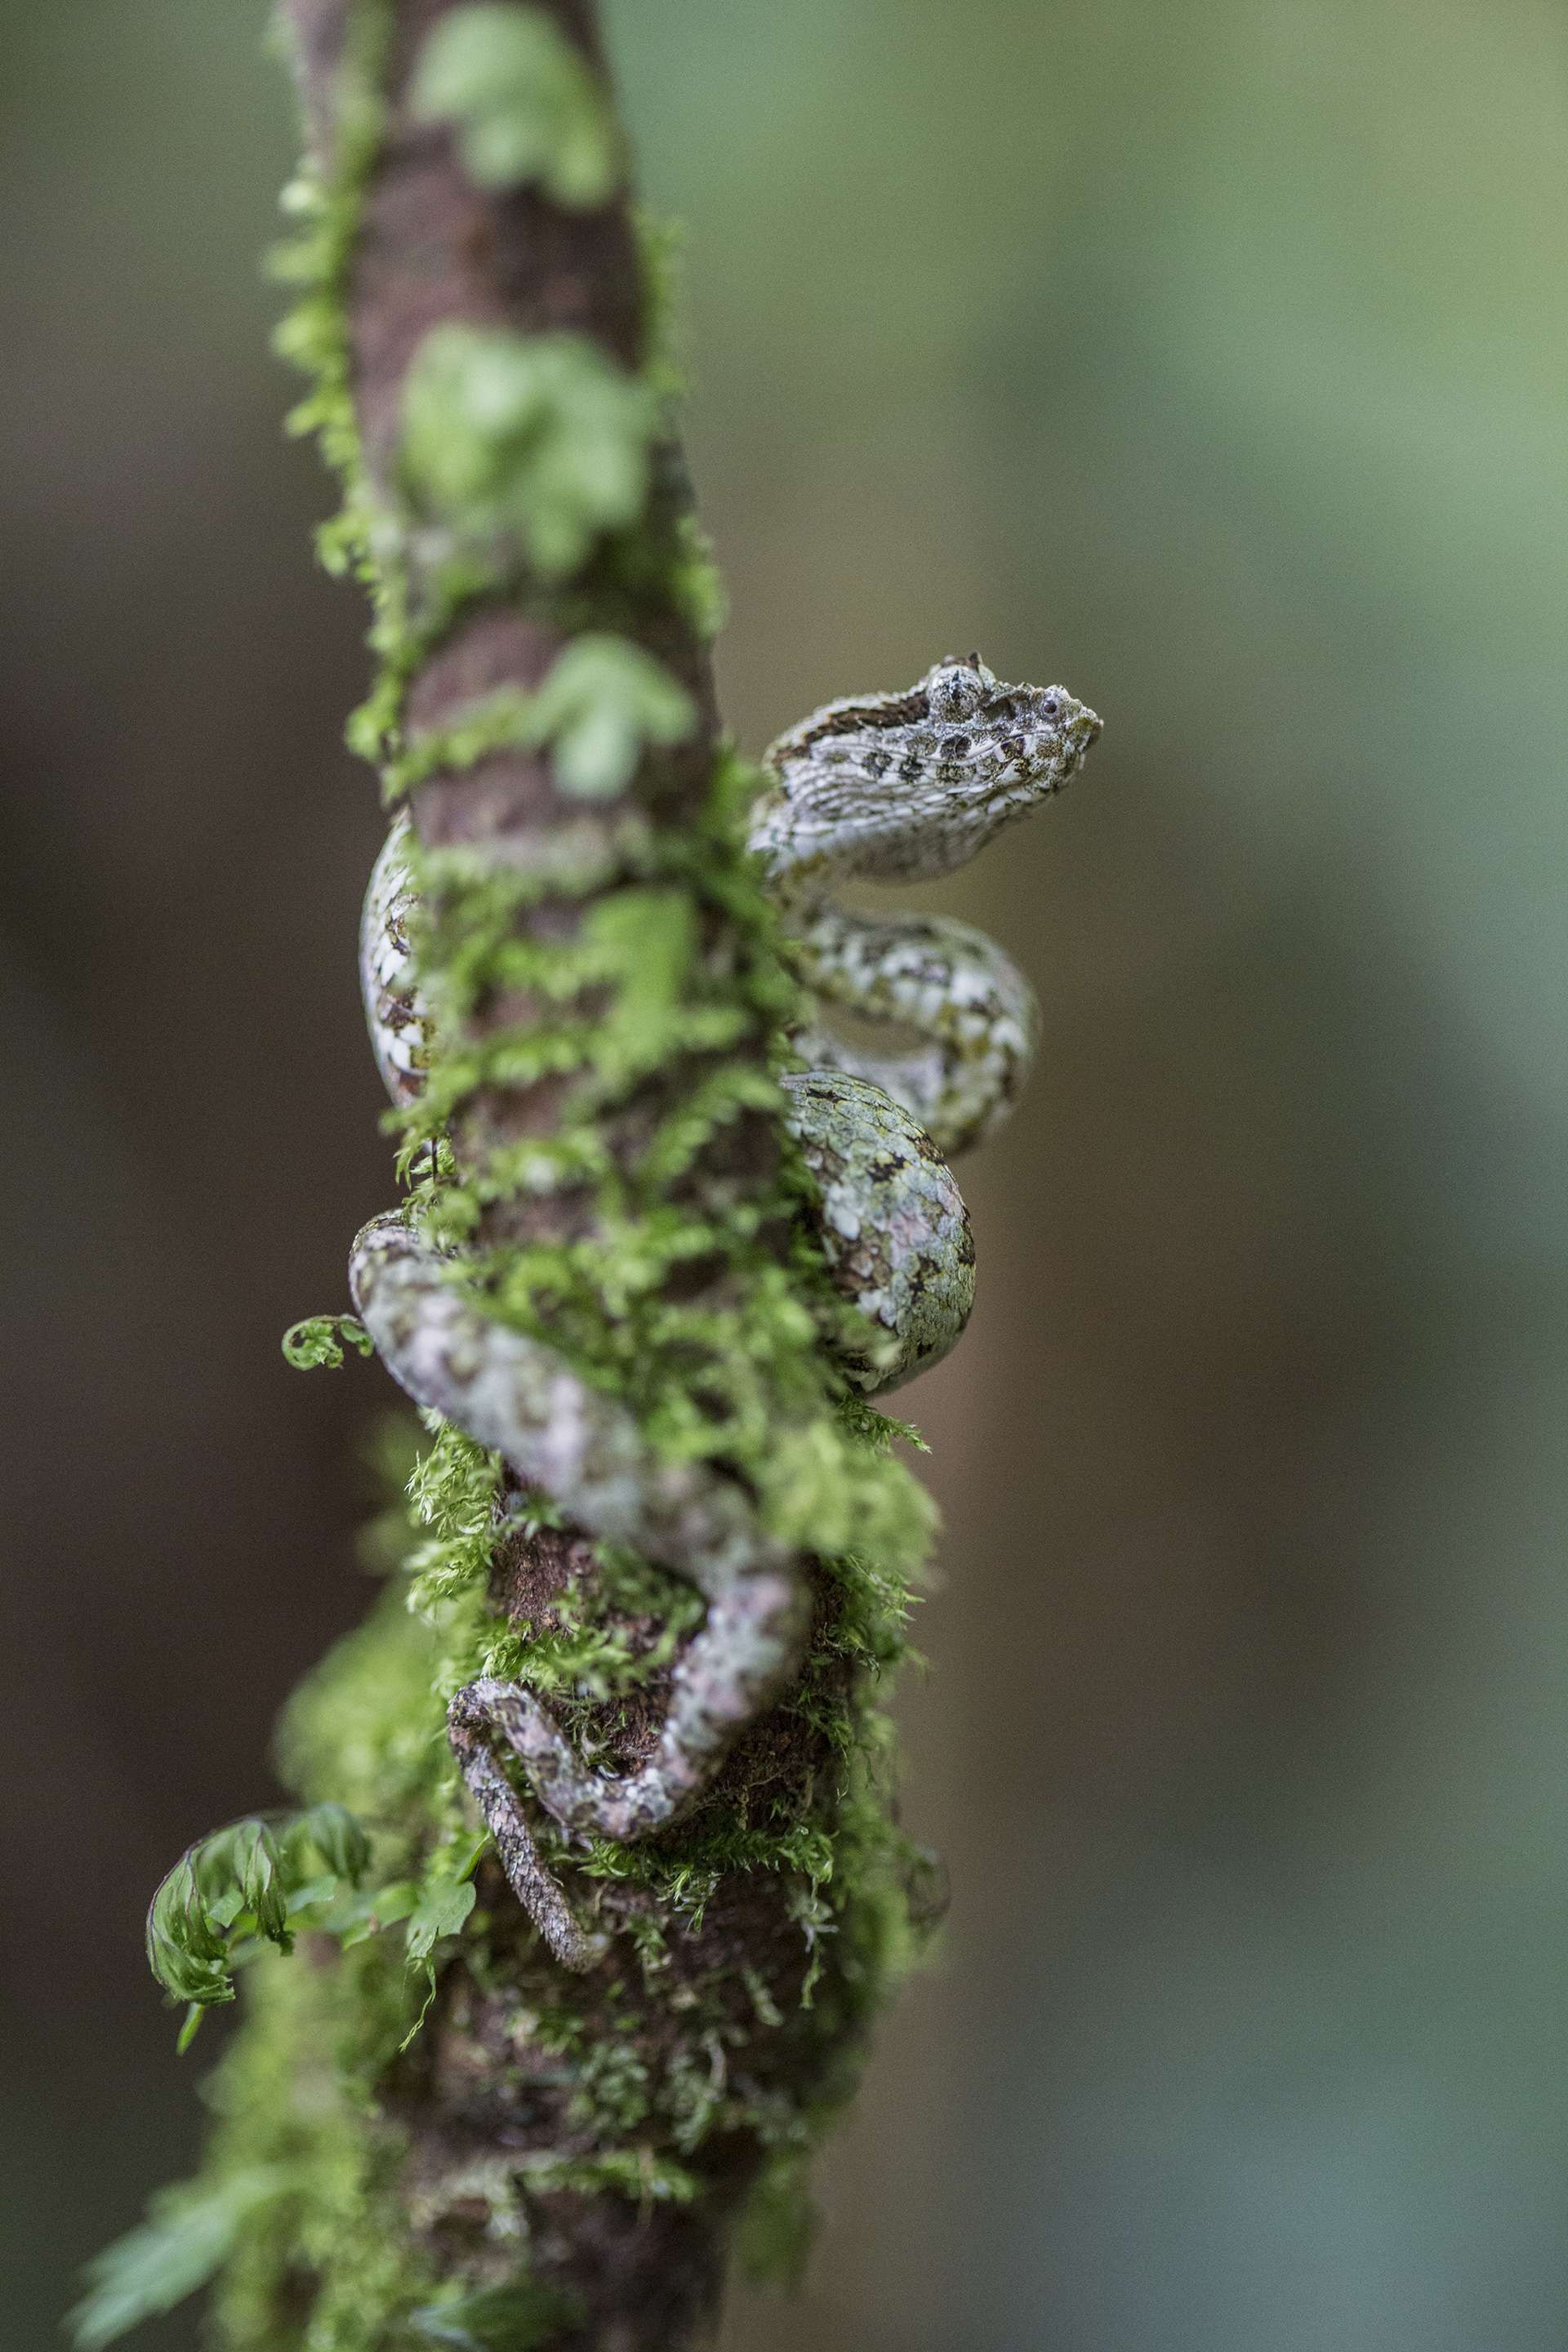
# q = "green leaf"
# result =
<box><xmin>399</xmin><ymin>1959</ymin><xmax>440</xmax><ymax>2053</ymax></box>
<box><xmin>399</xmin><ymin>327</ymin><xmax>657</xmax><ymax>577</ymax></box>
<box><xmin>527</xmin><ymin>636</ymin><xmax>695</xmax><ymax>798</ymax></box>
<box><xmin>282</xmin><ymin>1313</ymin><xmax>373</xmax><ymax>1369</ymax></box>
<box><xmin>283</xmin><ymin>1874</ymin><xmax>341</xmax><ymax>1917</ymax></box>
<box><xmin>196</xmin><ymin>1820</ymin><xmax>290</xmax><ymax>1947</ymax></box>
<box><xmin>293</xmin><ymin>1799</ymin><xmax>372</xmax><ymax>1883</ymax></box>
<box><xmin>404</xmin><ymin>1875</ymin><xmax>478</xmax><ymax>1964</ymax></box>
<box><xmin>145</xmin><ymin>1859</ymin><xmax>234</xmax><ymax>2009</ymax></box>
<box><xmin>410</xmin><ymin>4</ymin><xmax>620</xmax><ymax>204</ymax></box>
<box><xmin>65</xmin><ymin>2170</ymin><xmax>281</xmax><ymax>2350</ymax></box>
<box><xmin>332</xmin><ymin>1878</ymin><xmax>420</xmax><ymax>1947</ymax></box>
<box><xmin>408</xmin><ymin>2278</ymin><xmax>580</xmax><ymax>2350</ymax></box>
<box><xmin>145</xmin><ymin>1806</ymin><xmax>377</xmax><ymax>2011</ymax></box>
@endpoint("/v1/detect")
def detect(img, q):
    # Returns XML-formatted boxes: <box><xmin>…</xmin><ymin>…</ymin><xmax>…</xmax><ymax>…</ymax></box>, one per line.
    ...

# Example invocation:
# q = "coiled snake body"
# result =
<box><xmin>351</xmin><ymin>656</ymin><xmax>1098</xmax><ymax>1967</ymax></box>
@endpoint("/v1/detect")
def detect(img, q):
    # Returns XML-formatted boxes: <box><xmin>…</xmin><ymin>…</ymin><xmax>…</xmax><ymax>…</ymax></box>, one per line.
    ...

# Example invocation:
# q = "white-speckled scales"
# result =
<box><xmin>791</xmin><ymin>906</ymin><xmax>1037</xmax><ymax>1163</ymax></box>
<box><xmin>751</xmin><ymin>653</ymin><xmax>1099</xmax><ymax>1158</ymax></box>
<box><xmin>781</xmin><ymin>1069</ymin><xmax>974</xmax><ymax>1389</ymax></box>
<box><xmin>350</xmin><ymin>652</ymin><xmax>1099</xmax><ymax>1968</ymax></box>
<box><xmin>360</xmin><ymin>813</ymin><xmax>431</xmax><ymax>1106</ymax></box>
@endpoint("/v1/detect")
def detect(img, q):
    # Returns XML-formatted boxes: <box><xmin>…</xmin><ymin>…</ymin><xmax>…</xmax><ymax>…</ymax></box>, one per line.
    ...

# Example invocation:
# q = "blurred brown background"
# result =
<box><xmin>5</xmin><ymin>2</ymin><xmax>1568</xmax><ymax>2345</ymax></box>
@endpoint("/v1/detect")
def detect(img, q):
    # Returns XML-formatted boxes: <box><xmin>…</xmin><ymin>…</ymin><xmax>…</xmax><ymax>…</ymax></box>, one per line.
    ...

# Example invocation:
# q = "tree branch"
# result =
<box><xmin>172</xmin><ymin>4</ymin><xmax>937</xmax><ymax>2346</ymax></box>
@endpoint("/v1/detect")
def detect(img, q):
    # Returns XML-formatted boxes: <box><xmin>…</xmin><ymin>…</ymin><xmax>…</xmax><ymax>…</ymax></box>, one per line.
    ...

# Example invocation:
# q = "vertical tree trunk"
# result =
<box><xmin>177</xmin><ymin>5</ymin><xmax>933</xmax><ymax>2346</ymax></box>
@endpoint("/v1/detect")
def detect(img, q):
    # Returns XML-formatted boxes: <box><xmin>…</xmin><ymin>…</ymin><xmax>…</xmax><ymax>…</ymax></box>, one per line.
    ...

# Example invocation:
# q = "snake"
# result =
<box><xmin>349</xmin><ymin>654</ymin><xmax>1099</xmax><ymax>1967</ymax></box>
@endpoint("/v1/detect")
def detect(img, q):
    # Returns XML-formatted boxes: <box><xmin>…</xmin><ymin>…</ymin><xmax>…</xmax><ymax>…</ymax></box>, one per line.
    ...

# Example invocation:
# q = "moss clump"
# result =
<box><xmin>383</xmin><ymin>637</ymin><xmax>696</xmax><ymax>803</ymax></box>
<box><xmin>408</xmin><ymin>5</ymin><xmax>625</xmax><ymax>205</ymax></box>
<box><xmin>201</xmin><ymin>1951</ymin><xmax>435</xmax><ymax>2352</ymax></box>
<box><xmin>400</xmin><ymin>327</ymin><xmax>659</xmax><ymax>579</ymax></box>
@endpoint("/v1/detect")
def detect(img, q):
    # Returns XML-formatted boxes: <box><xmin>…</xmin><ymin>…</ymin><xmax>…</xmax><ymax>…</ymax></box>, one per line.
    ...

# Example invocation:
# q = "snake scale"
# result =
<box><xmin>350</xmin><ymin>655</ymin><xmax>1099</xmax><ymax>1967</ymax></box>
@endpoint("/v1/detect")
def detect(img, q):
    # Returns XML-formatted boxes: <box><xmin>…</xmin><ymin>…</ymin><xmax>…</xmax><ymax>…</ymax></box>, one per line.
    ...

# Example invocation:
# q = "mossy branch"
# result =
<box><xmin>72</xmin><ymin>8</ymin><xmax>938</xmax><ymax>2350</ymax></box>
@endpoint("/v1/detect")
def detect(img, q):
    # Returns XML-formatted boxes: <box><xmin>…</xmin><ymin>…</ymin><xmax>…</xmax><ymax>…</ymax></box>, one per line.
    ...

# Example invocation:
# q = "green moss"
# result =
<box><xmin>80</xmin><ymin>2</ymin><xmax>946</xmax><ymax>2341</ymax></box>
<box><xmin>93</xmin><ymin>1360</ymin><xmax>931</xmax><ymax>2339</ymax></box>
<box><xmin>277</xmin><ymin>1571</ymin><xmax>451</xmax><ymax>1829</ymax></box>
<box><xmin>270</xmin><ymin>0</ymin><xmax>409</xmax><ymax>753</ymax></box>
<box><xmin>383</xmin><ymin>765</ymin><xmax>937</xmax><ymax>1572</ymax></box>
<box><xmin>401</xmin><ymin>326</ymin><xmax>659</xmax><ymax>579</ymax></box>
<box><xmin>409</xmin><ymin>4</ymin><xmax>623</xmax><ymax>205</ymax></box>
<box><xmin>67</xmin><ymin>2171</ymin><xmax>287</xmax><ymax>2351</ymax></box>
<box><xmin>202</xmin><ymin>1953</ymin><xmax>434</xmax><ymax>2352</ymax></box>
<box><xmin>385</xmin><ymin>637</ymin><xmax>696</xmax><ymax>803</ymax></box>
<box><xmin>409</xmin><ymin>2278</ymin><xmax>581</xmax><ymax>2350</ymax></box>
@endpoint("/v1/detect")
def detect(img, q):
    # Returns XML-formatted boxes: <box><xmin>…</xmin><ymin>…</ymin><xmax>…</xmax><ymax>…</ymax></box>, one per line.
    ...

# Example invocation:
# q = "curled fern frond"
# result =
<box><xmin>281</xmin><ymin>1312</ymin><xmax>375</xmax><ymax>1369</ymax></box>
<box><xmin>145</xmin><ymin>1805</ymin><xmax>374</xmax><ymax>2016</ymax></box>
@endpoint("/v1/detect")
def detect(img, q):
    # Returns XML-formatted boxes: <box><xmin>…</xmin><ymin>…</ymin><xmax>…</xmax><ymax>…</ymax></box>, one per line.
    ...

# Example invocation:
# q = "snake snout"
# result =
<box><xmin>1066</xmin><ymin>700</ymin><xmax>1102</xmax><ymax>768</ymax></box>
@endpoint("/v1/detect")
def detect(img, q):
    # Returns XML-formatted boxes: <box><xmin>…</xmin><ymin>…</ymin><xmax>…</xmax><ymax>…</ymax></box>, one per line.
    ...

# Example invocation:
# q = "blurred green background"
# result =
<box><xmin>4</xmin><ymin>2</ymin><xmax>1567</xmax><ymax>2345</ymax></box>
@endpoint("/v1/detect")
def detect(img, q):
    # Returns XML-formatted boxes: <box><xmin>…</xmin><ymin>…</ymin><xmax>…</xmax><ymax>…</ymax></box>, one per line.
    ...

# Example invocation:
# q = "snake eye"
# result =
<box><xmin>929</xmin><ymin>664</ymin><xmax>985</xmax><ymax>722</ymax></box>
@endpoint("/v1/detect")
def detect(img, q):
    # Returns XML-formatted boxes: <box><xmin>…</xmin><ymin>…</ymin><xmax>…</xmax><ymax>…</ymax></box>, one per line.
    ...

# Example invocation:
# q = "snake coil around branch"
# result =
<box><xmin>350</xmin><ymin>654</ymin><xmax>1099</xmax><ymax>1969</ymax></box>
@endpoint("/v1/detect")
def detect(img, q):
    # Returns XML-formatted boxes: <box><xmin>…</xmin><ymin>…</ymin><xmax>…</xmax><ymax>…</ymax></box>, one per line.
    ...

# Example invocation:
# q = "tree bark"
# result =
<box><xmin>265</xmin><ymin>7</ymin><xmax>922</xmax><ymax>2346</ymax></box>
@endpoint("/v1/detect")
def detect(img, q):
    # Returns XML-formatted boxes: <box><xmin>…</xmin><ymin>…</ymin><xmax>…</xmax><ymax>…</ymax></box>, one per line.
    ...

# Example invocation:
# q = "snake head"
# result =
<box><xmin>755</xmin><ymin>655</ymin><xmax>1102</xmax><ymax>890</ymax></box>
<box><xmin>927</xmin><ymin>655</ymin><xmax>1099</xmax><ymax>774</ymax></box>
<box><xmin>926</xmin><ymin>656</ymin><xmax>993</xmax><ymax>721</ymax></box>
